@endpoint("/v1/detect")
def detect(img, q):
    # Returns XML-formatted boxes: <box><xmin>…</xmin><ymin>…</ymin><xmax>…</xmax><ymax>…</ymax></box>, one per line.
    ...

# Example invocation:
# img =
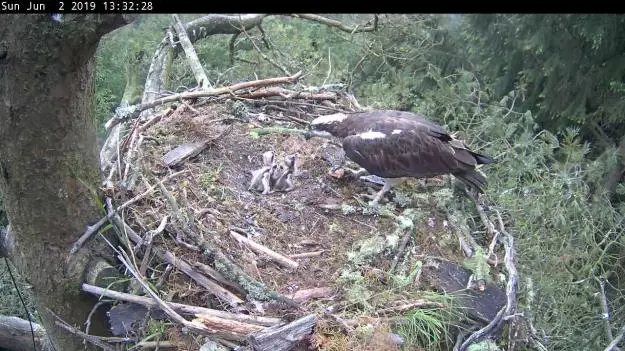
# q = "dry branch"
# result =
<box><xmin>247</xmin><ymin>314</ymin><xmax>317</xmax><ymax>351</ymax></box>
<box><xmin>192</xmin><ymin>314</ymin><xmax>265</xmax><ymax>335</ymax></box>
<box><xmin>156</xmin><ymin>249</ymin><xmax>245</xmax><ymax>308</ymax></box>
<box><xmin>229</xmin><ymin>230</ymin><xmax>299</xmax><ymax>270</ymax></box>
<box><xmin>239</xmin><ymin>87</ymin><xmax>337</xmax><ymax>101</ymax></box>
<box><xmin>286</xmin><ymin>287</ymin><xmax>334</xmax><ymax>303</ymax></box>
<box><xmin>106</xmin><ymin>71</ymin><xmax>302</xmax><ymax>130</ymax></box>
<box><xmin>457</xmin><ymin>203</ymin><xmax>519</xmax><ymax>351</ymax></box>
<box><xmin>194</xmin><ymin>261</ymin><xmax>247</xmax><ymax>294</ymax></box>
<box><xmin>288</xmin><ymin>14</ymin><xmax>378</xmax><ymax>33</ymax></box>
<box><xmin>172</xmin><ymin>14</ymin><xmax>211</xmax><ymax>89</ymax></box>
<box><xmin>82</xmin><ymin>283</ymin><xmax>281</xmax><ymax>327</ymax></box>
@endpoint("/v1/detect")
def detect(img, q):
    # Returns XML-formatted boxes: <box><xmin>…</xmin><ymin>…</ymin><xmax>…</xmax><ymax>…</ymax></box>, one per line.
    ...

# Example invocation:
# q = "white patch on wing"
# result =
<box><xmin>391</xmin><ymin>129</ymin><xmax>402</xmax><ymax>134</ymax></box>
<box><xmin>311</xmin><ymin>113</ymin><xmax>347</xmax><ymax>125</ymax></box>
<box><xmin>358</xmin><ymin>131</ymin><xmax>386</xmax><ymax>140</ymax></box>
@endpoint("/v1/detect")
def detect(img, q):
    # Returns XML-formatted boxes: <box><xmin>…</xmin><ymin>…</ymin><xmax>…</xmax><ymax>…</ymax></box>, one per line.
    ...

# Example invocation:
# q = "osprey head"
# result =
<box><xmin>304</xmin><ymin>112</ymin><xmax>348</xmax><ymax>140</ymax></box>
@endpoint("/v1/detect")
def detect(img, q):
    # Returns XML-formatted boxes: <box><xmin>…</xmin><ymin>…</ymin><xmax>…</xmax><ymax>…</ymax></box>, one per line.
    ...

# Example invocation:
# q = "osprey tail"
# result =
<box><xmin>453</xmin><ymin>169</ymin><xmax>488</xmax><ymax>194</ymax></box>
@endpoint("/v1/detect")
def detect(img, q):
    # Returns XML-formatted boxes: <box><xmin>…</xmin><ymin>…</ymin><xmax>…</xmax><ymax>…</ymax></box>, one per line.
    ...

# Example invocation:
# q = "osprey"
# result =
<box><xmin>304</xmin><ymin>110</ymin><xmax>496</xmax><ymax>205</ymax></box>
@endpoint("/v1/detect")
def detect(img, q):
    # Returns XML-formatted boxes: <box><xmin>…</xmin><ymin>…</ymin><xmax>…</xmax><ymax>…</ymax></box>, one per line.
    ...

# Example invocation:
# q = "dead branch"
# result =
<box><xmin>239</xmin><ymin>87</ymin><xmax>337</xmax><ymax>101</ymax></box>
<box><xmin>229</xmin><ymin>230</ymin><xmax>299</xmax><ymax>270</ymax></box>
<box><xmin>192</xmin><ymin>314</ymin><xmax>265</xmax><ymax>336</ymax></box>
<box><xmin>193</xmin><ymin>261</ymin><xmax>247</xmax><ymax>294</ymax></box>
<box><xmin>457</xmin><ymin>206</ymin><xmax>519</xmax><ymax>351</ymax></box>
<box><xmin>82</xmin><ymin>283</ymin><xmax>281</xmax><ymax>327</ymax></box>
<box><xmin>156</xmin><ymin>249</ymin><xmax>245</xmax><ymax>308</ymax></box>
<box><xmin>240</xmin><ymin>26</ymin><xmax>290</xmax><ymax>75</ymax></box>
<box><xmin>286</xmin><ymin>287</ymin><xmax>334</xmax><ymax>303</ymax></box>
<box><xmin>288</xmin><ymin>14</ymin><xmax>378</xmax><ymax>33</ymax></box>
<box><xmin>247</xmin><ymin>314</ymin><xmax>317</xmax><ymax>351</ymax></box>
<box><xmin>262</xmin><ymin>105</ymin><xmax>310</xmax><ymax>125</ymax></box>
<box><xmin>172</xmin><ymin>14</ymin><xmax>211</xmax><ymax>89</ymax></box>
<box><xmin>598</xmin><ymin>277</ymin><xmax>618</xmax><ymax>347</ymax></box>
<box><xmin>106</xmin><ymin>71</ymin><xmax>303</xmax><ymax>131</ymax></box>
<box><xmin>201</xmin><ymin>243</ymin><xmax>301</xmax><ymax>308</ymax></box>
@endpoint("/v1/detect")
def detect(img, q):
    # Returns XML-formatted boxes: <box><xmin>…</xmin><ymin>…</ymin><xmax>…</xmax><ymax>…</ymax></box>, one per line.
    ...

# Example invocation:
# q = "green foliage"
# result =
<box><xmin>460</xmin><ymin>14</ymin><xmax>625</xmax><ymax>144</ymax></box>
<box><xmin>414</xmin><ymin>63</ymin><xmax>625</xmax><ymax>350</ymax></box>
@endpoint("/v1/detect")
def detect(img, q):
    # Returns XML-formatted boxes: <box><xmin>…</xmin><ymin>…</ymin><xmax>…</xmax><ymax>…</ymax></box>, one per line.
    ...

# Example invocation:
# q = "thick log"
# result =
<box><xmin>0</xmin><ymin>315</ymin><xmax>50</xmax><ymax>351</ymax></box>
<box><xmin>247</xmin><ymin>314</ymin><xmax>317</xmax><ymax>351</ymax></box>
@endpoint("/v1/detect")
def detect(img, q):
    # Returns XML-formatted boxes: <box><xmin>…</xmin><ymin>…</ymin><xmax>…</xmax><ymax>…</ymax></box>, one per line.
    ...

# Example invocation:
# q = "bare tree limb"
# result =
<box><xmin>106</xmin><ymin>71</ymin><xmax>303</xmax><ymax>131</ymax></box>
<box><xmin>172</xmin><ymin>14</ymin><xmax>211</xmax><ymax>89</ymax></box>
<box><xmin>288</xmin><ymin>14</ymin><xmax>379</xmax><ymax>33</ymax></box>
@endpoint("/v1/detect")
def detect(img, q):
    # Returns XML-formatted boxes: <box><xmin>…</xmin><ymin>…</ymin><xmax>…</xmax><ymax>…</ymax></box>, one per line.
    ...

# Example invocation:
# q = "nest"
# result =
<box><xmin>82</xmin><ymin>75</ymin><xmax>518</xmax><ymax>351</ymax></box>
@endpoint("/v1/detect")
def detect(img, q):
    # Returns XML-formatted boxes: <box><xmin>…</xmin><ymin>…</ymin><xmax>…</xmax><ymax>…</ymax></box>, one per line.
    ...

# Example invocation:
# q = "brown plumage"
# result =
<box><xmin>305</xmin><ymin>110</ymin><xmax>496</xmax><ymax>204</ymax></box>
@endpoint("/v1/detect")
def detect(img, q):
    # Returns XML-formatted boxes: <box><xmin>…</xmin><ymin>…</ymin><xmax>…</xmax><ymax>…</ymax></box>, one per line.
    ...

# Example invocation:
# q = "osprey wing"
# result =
<box><xmin>341</xmin><ymin>127</ymin><xmax>461</xmax><ymax>179</ymax></box>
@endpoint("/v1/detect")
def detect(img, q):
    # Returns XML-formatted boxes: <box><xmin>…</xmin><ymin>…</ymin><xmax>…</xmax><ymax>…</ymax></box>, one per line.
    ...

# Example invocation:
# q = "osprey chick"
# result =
<box><xmin>304</xmin><ymin>110</ymin><xmax>496</xmax><ymax>205</ymax></box>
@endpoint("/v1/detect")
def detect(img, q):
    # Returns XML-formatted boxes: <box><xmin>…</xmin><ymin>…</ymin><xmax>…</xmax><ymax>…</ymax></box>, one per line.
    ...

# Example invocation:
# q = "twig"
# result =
<box><xmin>228</xmin><ymin>32</ymin><xmax>241</xmax><ymax>64</ymax></box>
<box><xmin>240</xmin><ymin>26</ymin><xmax>290</xmax><ymax>75</ymax></box>
<box><xmin>229</xmin><ymin>230</ymin><xmax>299</xmax><ymax>270</ymax></box>
<box><xmin>139</xmin><ymin>216</ymin><xmax>168</xmax><ymax>276</ymax></box>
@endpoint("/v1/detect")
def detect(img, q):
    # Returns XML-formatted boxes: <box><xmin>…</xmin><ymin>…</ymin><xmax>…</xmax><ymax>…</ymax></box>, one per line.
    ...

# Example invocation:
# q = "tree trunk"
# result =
<box><xmin>0</xmin><ymin>14</ymin><xmax>135</xmax><ymax>350</ymax></box>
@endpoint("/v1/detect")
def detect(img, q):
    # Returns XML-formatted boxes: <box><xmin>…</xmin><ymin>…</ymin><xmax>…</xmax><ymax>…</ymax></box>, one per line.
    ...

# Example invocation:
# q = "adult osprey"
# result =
<box><xmin>304</xmin><ymin>110</ymin><xmax>496</xmax><ymax>205</ymax></box>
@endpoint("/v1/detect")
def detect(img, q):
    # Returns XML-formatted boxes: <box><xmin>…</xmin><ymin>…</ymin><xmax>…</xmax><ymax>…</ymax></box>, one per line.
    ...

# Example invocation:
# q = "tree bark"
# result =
<box><xmin>0</xmin><ymin>314</ymin><xmax>50</xmax><ymax>351</ymax></box>
<box><xmin>0</xmin><ymin>14</ymin><xmax>135</xmax><ymax>350</ymax></box>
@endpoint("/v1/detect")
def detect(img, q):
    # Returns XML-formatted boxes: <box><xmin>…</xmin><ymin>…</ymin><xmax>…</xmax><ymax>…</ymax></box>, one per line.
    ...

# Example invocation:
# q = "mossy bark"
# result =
<box><xmin>0</xmin><ymin>14</ymin><xmax>133</xmax><ymax>350</ymax></box>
